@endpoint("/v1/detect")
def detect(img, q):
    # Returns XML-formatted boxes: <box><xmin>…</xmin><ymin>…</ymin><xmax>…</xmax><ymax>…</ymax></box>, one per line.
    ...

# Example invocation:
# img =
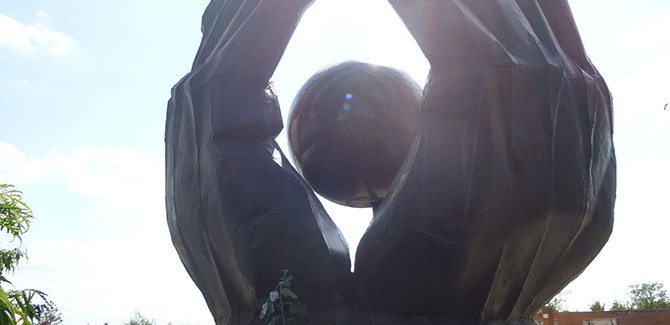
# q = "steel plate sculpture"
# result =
<box><xmin>165</xmin><ymin>0</ymin><xmax>616</xmax><ymax>324</ymax></box>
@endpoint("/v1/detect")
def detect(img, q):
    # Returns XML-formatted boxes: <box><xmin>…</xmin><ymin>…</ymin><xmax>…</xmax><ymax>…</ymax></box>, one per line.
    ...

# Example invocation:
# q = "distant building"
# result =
<box><xmin>533</xmin><ymin>307</ymin><xmax>670</xmax><ymax>325</ymax></box>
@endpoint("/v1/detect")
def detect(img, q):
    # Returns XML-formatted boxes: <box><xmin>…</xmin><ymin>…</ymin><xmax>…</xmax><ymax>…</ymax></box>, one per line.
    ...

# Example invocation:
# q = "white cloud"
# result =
<box><xmin>0</xmin><ymin>142</ymin><xmax>165</xmax><ymax>224</ymax></box>
<box><xmin>0</xmin><ymin>13</ymin><xmax>74</xmax><ymax>55</ymax></box>
<box><xmin>60</xmin><ymin>146</ymin><xmax>165</xmax><ymax>223</ymax></box>
<box><xmin>0</xmin><ymin>142</ymin><xmax>63</xmax><ymax>183</ymax></box>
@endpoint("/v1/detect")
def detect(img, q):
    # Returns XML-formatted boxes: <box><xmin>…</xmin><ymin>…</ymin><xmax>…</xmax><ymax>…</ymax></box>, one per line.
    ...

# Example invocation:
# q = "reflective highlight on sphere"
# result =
<box><xmin>288</xmin><ymin>61</ymin><xmax>422</xmax><ymax>208</ymax></box>
<box><xmin>343</xmin><ymin>93</ymin><xmax>353</xmax><ymax>111</ymax></box>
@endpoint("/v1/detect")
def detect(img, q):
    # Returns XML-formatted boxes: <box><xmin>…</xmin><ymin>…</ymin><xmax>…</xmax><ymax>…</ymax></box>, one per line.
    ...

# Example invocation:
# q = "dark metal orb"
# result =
<box><xmin>288</xmin><ymin>61</ymin><xmax>421</xmax><ymax>208</ymax></box>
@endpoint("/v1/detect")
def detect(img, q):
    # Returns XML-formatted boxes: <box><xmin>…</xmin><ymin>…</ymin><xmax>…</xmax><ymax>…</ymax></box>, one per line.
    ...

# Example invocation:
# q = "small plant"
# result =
<box><xmin>258</xmin><ymin>270</ymin><xmax>308</xmax><ymax>325</ymax></box>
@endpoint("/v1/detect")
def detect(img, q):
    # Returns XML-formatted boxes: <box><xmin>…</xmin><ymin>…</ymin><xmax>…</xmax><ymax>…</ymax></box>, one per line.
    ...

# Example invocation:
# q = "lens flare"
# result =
<box><xmin>342</xmin><ymin>93</ymin><xmax>353</xmax><ymax>111</ymax></box>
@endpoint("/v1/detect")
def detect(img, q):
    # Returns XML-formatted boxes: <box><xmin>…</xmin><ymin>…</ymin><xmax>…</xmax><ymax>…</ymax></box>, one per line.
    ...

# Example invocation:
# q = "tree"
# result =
<box><xmin>7</xmin><ymin>289</ymin><xmax>62</xmax><ymax>325</ymax></box>
<box><xmin>0</xmin><ymin>184</ymin><xmax>62</xmax><ymax>325</ymax></box>
<box><xmin>34</xmin><ymin>299</ymin><xmax>62</xmax><ymax>325</ymax></box>
<box><xmin>545</xmin><ymin>291</ymin><xmax>569</xmax><ymax>312</ymax></box>
<box><xmin>608</xmin><ymin>282</ymin><xmax>670</xmax><ymax>311</ymax></box>
<box><xmin>610</xmin><ymin>300</ymin><xmax>629</xmax><ymax>311</ymax></box>
<box><xmin>628</xmin><ymin>282</ymin><xmax>670</xmax><ymax>310</ymax></box>
<box><xmin>124</xmin><ymin>312</ymin><xmax>157</xmax><ymax>325</ymax></box>
<box><xmin>0</xmin><ymin>184</ymin><xmax>31</xmax><ymax>279</ymax></box>
<box><xmin>589</xmin><ymin>300</ymin><xmax>606</xmax><ymax>311</ymax></box>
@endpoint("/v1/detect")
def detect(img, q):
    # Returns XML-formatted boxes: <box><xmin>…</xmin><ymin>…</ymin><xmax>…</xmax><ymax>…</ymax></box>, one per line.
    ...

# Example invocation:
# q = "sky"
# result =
<box><xmin>0</xmin><ymin>0</ymin><xmax>668</xmax><ymax>324</ymax></box>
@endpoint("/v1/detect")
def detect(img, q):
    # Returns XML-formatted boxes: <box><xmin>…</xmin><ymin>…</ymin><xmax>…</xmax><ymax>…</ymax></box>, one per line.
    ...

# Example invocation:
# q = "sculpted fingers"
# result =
<box><xmin>389</xmin><ymin>0</ymin><xmax>550</xmax><ymax>69</ymax></box>
<box><xmin>535</xmin><ymin>0</ymin><xmax>594</xmax><ymax>72</ymax></box>
<box><xmin>192</xmin><ymin>0</ymin><xmax>314</xmax><ymax>88</ymax></box>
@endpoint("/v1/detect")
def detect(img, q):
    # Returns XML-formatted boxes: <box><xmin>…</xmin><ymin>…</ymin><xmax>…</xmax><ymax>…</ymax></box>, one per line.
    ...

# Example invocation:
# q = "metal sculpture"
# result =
<box><xmin>165</xmin><ymin>0</ymin><xmax>615</xmax><ymax>324</ymax></box>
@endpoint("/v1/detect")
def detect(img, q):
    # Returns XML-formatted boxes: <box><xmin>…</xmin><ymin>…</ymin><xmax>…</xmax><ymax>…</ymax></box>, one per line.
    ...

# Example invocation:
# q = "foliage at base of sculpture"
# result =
<box><xmin>258</xmin><ymin>271</ymin><xmax>308</xmax><ymax>325</ymax></box>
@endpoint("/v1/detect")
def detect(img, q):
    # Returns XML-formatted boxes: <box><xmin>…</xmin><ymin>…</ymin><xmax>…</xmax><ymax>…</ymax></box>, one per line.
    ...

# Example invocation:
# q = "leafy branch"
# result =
<box><xmin>259</xmin><ymin>270</ymin><xmax>308</xmax><ymax>325</ymax></box>
<box><xmin>0</xmin><ymin>184</ymin><xmax>33</xmax><ymax>241</ymax></box>
<box><xmin>0</xmin><ymin>184</ymin><xmax>62</xmax><ymax>325</ymax></box>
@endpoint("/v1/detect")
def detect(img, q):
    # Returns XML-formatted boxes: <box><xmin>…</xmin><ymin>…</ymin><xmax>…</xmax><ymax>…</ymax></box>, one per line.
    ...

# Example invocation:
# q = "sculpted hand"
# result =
<box><xmin>355</xmin><ymin>0</ymin><xmax>615</xmax><ymax>322</ymax></box>
<box><xmin>166</xmin><ymin>1</ymin><xmax>353</xmax><ymax>325</ymax></box>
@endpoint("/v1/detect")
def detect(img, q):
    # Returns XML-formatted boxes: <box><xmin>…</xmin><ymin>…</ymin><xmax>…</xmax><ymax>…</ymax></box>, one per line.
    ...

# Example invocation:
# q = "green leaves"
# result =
<box><xmin>0</xmin><ymin>184</ymin><xmax>62</xmax><ymax>325</ymax></box>
<box><xmin>8</xmin><ymin>289</ymin><xmax>48</xmax><ymax>322</ymax></box>
<box><xmin>260</xmin><ymin>298</ymin><xmax>275</xmax><ymax>319</ymax></box>
<box><xmin>278</xmin><ymin>275</ymin><xmax>292</xmax><ymax>288</ymax></box>
<box><xmin>280</xmin><ymin>288</ymin><xmax>298</xmax><ymax>300</ymax></box>
<box><xmin>629</xmin><ymin>282</ymin><xmax>670</xmax><ymax>310</ymax></box>
<box><xmin>0</xmin><ymin>286</ymin><xmax>56</xmax><ymax>325</ymax></box>
<box><xmin>258</xmin><ymin>270</ymin><xmax>308</xmax><ymax>325</ymax></box>
<box><xmin>0</xmin><ymin>184</ymin><xmax>33</xmax><ymax>240</ymax></box>
<box><xmin>545</xmin><ymin>292</ymin><xmax>568</xmax><ymax>312</ymax></box>
<box><xmin>0</xmin><ymin>286</ymin><xmax>20</xmax><ymax>325</ymax></box>
<box><xmin>582</xmin><ymin>283</ymin><xmax>670</xmax><ymax>312</ymax></box>
<box><xmin>269</xmin><ymin>290</ymin><xmax>280</xmax><ymax>302</ymax></box>
<box><xmin>610</xmin><ymin>300</ymin><xmax>629</xmax><ymax>311</ymax></box>
<box><xmin>288</xmin><ymin>300</ymin><xmax>307</xmax><ymax>317</ymax></box>
<box><xmin>0</xmin><ymin>248</ymin><xmax>27</xmax><ymax>277</ymax></box>
<box><xmin>1</xmin><ymin>288</ymin><xmax>61</xmax><ymax>325</ymax></box>
<box><xmin>1</xmin><ymin>184</ymin><xmax>32</xmax><ymax>279</ymax></box>
<box><xmin>589</xmin><ymin>300</ymin><xmax>605</xmax><ymax>312</ymax></box>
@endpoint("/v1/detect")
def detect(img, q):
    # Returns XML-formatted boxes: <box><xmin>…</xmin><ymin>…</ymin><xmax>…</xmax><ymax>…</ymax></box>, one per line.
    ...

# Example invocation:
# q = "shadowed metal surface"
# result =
<box><xmin>165</xmin><ymin>1</ymin><xmax>352</xmax><ymax>324</ymax></box>
<box><xmin>356</xmin><ymin>0</ymin><xmax>615</xmax><ymax>322</ymax></box>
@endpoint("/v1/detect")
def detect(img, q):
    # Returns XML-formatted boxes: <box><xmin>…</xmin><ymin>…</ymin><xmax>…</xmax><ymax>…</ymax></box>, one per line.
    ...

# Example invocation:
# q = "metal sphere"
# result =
<box><xmin>288</xmin><ymin>61</ymin><xmax>421</xmax><ymax>208</ymax></box>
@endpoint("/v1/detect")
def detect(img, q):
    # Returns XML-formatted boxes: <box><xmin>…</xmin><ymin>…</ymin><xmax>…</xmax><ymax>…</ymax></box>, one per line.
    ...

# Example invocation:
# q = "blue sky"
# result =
<box><xmin>0</xmin><ymin>0</ymin><xmax>668</xmax><ymax>324</ymax></box>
